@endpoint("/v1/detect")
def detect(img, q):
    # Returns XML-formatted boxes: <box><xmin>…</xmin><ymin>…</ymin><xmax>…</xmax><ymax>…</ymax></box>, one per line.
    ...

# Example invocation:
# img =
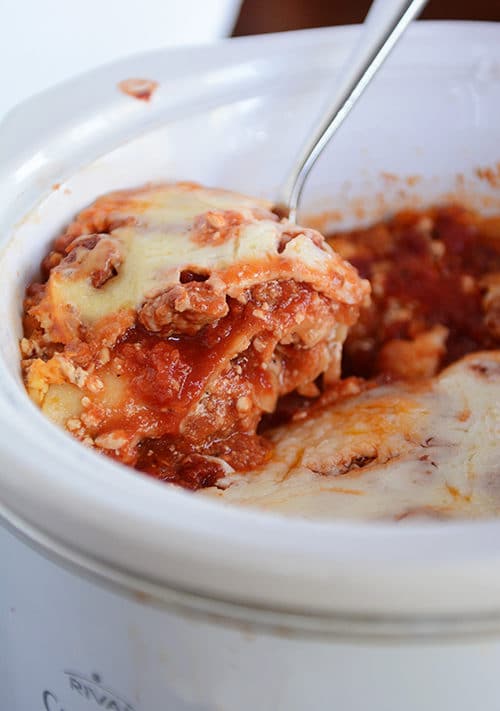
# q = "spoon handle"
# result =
<box><xmin>281</xmin><ymin>0</ymin><xmax>428</xmax><ymax>222</ymax></box>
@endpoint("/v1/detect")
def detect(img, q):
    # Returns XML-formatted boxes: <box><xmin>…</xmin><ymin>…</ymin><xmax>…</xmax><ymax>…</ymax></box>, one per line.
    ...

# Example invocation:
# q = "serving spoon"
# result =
<box><xmin>278</xmin><ymin>0</ymin><xmax>428</xmax><ymax>223</ymax></box>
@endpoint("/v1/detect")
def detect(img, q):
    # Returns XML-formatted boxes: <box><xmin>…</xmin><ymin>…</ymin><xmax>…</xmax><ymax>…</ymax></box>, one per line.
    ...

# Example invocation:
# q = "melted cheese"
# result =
<box><xmin>46</xmin><ymin>183</ymin><xmax>367</xmax><ymax>331</ymax></box>
<box><xmin>200</xmin><ymin>352</ymin><xmax>500</xmax><ymax>521</ymax></box>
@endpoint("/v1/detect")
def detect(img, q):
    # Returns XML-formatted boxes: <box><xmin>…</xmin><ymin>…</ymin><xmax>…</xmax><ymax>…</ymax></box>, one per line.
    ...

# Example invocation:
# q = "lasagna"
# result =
<box><xmin>21</xmin><ymin>183</ymin><xmax>368</xmax><ymax>488</ymax></box>
<box><xmin>22</xmin><ymin>187</ymin><xmax>500</xmax><ymax>520</ymax></box>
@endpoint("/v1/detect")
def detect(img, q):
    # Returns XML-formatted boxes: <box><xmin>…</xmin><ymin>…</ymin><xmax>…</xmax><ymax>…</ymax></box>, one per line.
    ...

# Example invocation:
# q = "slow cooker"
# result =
<box><xmin>2</xmin><ymin>22</ymin><xmax>500</xmax><ymax>711</ymax></box>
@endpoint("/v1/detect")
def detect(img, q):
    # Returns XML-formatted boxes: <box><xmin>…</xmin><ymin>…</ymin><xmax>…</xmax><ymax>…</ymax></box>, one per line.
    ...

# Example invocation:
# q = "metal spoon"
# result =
<box><xmin>278</xmin><ymin>0</ymin><xmax>428</xmax><ymax>223</ymax></box>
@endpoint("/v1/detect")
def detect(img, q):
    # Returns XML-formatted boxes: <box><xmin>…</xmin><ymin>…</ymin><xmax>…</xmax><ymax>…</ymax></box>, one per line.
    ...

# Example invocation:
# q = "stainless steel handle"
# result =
<box><xmin>279</xmin><ymin>0</ymin><xmax>429</xmax><ymax>222</ymax></box>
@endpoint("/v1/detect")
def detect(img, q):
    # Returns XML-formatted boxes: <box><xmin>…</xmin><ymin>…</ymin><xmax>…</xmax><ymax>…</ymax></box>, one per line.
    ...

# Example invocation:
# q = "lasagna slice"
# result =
<box><xmin>202</xmin><ymin>352</ymin><xmax>500</xmax><ymax>521</ymax></box>
<box><xmin>22</xmin><ymin>182</ymin><xmax>369</xmax><ymax>487</ymax></box>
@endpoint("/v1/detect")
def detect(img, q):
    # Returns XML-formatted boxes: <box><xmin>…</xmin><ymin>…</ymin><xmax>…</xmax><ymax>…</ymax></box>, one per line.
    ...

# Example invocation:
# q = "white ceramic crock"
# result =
<box><xmin>2</xmin><ymin>23</ymin><xmax>500</xmax><ymax>711</ymax></box>
<box><xmin>2</xmin><ymin>0</ymin><xmax>242</xmax><ymax>119</ymax></box>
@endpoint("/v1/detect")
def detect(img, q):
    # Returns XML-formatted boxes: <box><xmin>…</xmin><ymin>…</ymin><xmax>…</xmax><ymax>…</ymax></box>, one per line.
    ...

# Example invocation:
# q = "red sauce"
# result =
<box><xmin>329</xmin><ymin>207</ymin><xmax>500</xmax><ymax>379</ymax></box>
<box><xmin>118</xmin><ymin>78</ymin><xmax>158</xmax><ymax>102</ymax></box>
<box><xmin>102</xmin><ymin>282</ymin><xmax>326</xmax><ymax>485</ymax></box>
<box><xmin>136</xmin><ymin>432</ymin><xmax>272</xmax><ymax>488</ymax></box>
<box><xmin>115</xmin><ymin>300</ymin><xmax>274</xmax><ymax>436</ymax></box>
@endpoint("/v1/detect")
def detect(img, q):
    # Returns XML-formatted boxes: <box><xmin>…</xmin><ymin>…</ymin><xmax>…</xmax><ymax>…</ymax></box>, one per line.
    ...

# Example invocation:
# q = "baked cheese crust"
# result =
<box><xmin>201</xmin><ymin>352</ymin><xmax>500</xmax><ymax>521</ymax></box>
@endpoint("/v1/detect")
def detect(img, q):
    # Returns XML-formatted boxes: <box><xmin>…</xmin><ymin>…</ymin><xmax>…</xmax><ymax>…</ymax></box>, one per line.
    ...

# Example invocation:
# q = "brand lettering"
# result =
<box><xmin>67</xmin><ymin>674</ymin><xmax>135</xmax><ymax>711</ymax></box>
<box><xmin>42</xmin><ymin>672</ymin><xmax>135</xmax><ymax>711</ymax></box>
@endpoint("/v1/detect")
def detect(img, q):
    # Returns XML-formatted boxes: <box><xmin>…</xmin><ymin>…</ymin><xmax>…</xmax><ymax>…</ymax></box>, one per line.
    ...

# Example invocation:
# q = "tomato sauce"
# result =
<box><xmin>328</xmin><ymin>207</ymin><xmax>500</xmax><ymax>379</ymax></box>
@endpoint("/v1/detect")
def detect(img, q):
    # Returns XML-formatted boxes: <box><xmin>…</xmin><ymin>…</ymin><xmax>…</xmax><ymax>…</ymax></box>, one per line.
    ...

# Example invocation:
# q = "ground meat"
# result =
<box><xmin>327</xmin><ymin>206</ymin><xmax>500</xmax><ymax>380</ymax></box>
<box><xmin>138</xmin><ymin>279</ymin><xmax>229</xmax><ymax>335</ymax></box>
<box><xmin>117</xmin><ymin>280</ymin><xmax>346</xmax><ymax>446</ymax></box>
<box><xmin>190</xmin><ymin>210</ymin><xmax>246</xmax><ymax>246</ymax></box>
<box><xmin>136</xmin><ymin>432</ymin><xmax>272</xmax><ymax>487</ymax></box>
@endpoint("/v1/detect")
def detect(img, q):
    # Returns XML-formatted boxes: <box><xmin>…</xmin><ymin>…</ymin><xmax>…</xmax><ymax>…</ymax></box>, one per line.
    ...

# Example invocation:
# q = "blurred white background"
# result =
<box><xmin>2</xmin><ymin>0</ymin><xmax>241</xmax><ymax>118</ymax></box>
